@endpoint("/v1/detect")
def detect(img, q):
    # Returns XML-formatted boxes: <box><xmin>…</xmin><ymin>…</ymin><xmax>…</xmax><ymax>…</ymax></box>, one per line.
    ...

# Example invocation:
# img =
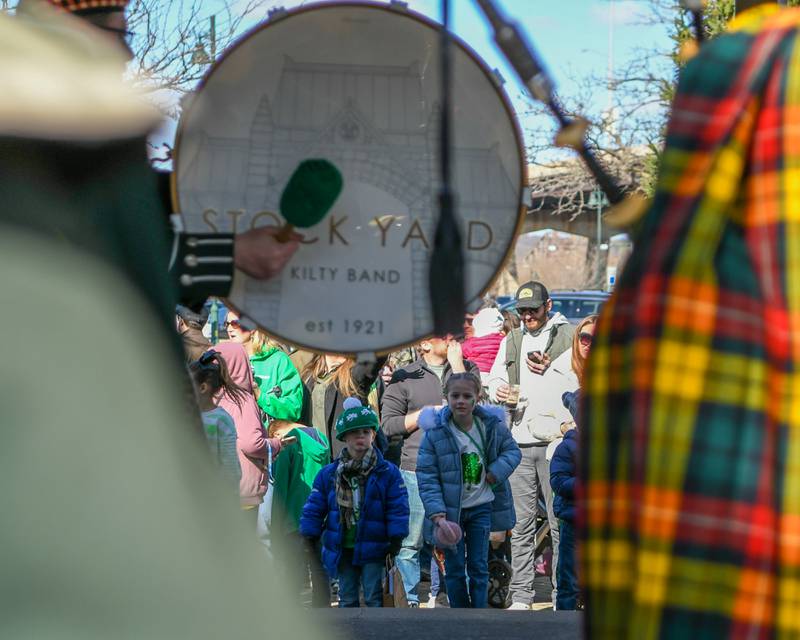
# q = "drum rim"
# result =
<box><xmin>171</xmin><ymin>0</ymin><xmax>528</xmax><ymax>356</ymax></box>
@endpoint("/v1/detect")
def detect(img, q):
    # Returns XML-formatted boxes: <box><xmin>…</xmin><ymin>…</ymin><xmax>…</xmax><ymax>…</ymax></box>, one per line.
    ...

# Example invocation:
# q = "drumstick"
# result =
<box><xmin>276</xmin><ymin>159</ymin><xmax>344</xmax><ymax>243</ymax></box>
<box><xmin>473</xmin><ymin>0</ymin><xmax>625</xmax><ymax>206</ymax></box>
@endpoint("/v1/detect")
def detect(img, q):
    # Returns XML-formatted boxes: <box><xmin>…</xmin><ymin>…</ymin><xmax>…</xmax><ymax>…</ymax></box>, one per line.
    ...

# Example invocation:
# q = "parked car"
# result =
<box><xmin>550</xmin><ymin>290</ymin><xmax>609</xmax><ymax>322</ymax></box>
<box><xmin>500</xmin><ymin>290</ymin><xmax>609</xmax><ymax>323</ymax></box>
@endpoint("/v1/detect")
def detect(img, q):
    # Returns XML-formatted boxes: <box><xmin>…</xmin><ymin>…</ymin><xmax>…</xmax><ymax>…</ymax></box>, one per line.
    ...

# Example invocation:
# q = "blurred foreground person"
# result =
<box><xmin>13</xmin><ymin>0</ymin><xmax>301</xmax><ymax>313</ymax></box>
<box><xmin>0</xmin><ymin>227</ymin><xmax>320</xmax><ymax>639</ymax></box>
<box><xmin>582</xmin><ymin>1</ymin><xmax>800</xmax><ymax>637</ymax></box>
<box><xmin>0</xmin><ymin>16</ymin><xmax>319</xmax><ymax>638</ymax></box>
<box><xmin>3</xmin><ymin>1</ymin><xmax>176</xmax><ymax>326</ymax></box>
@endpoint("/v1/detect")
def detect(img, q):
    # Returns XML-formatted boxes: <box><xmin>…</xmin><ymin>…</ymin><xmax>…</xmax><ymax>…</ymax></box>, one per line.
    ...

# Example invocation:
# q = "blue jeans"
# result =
<box><xmin>556</xmin><ymin>519</ymin><xmax>578</xmax><ymax>610</ymax></box>
<box><xmin>337</xmin><ymin>549</ymin><xmax>384</xmax><ymax>608</ymax></box>
<box><xmin>443</xmin><ymin>502</ymin><xmax>492</xmax><ymax>608</ymax></box>
<box><xmin>397</xmin><ymin>469</ymin><xmax>424</xmax><ymax>604</ymax></box>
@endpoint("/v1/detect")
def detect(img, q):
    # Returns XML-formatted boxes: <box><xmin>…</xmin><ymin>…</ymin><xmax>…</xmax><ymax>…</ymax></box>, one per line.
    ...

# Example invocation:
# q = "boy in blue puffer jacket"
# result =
<box><xmin>300</xmin><ymin>398</ymin><xmax>409</xmax><ymax>607</ymax></box>
<box><xmin>416</xmin><ymin>372</ymin><xmax>521</xmax><ymax>608</ymax></box>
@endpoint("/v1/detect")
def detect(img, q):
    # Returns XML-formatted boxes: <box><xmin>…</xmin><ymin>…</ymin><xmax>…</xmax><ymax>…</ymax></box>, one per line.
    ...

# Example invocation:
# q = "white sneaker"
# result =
<box><xmin>507</xmin><ymin>601</ymin><xmax>532</xmax><ymax>610</ymax></box>
<box><xmin>425</xmin><ymin>595</ymin><xmax>437</xmax><ymax>609</ymax></box>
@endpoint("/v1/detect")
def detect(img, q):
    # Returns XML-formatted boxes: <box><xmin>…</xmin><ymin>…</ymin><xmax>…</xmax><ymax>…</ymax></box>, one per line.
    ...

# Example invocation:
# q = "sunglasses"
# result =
<box><xmin>224</xmin><ymin>319</ymin><xmax>242</xmax><ymax>329</ymax></box>
<box><xmin>579</xmin><ymin>332</ymin><xmax>594</xmax><ymax>347</ymax></box>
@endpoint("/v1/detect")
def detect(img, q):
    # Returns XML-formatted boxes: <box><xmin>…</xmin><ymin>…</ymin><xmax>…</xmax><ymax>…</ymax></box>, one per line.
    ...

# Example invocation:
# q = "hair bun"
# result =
<box><xmin>342</xmin><ymin>397</ymin><xmax>362</xmax><ymax>410</ymax></box>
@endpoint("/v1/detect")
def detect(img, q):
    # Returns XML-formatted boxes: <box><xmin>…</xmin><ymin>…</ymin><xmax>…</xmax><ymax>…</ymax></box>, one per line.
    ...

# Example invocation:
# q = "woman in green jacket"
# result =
<box><xmin>225</xmin><ymin>311</ymin><xmax>303</xmax><ymax>423</ymax></box>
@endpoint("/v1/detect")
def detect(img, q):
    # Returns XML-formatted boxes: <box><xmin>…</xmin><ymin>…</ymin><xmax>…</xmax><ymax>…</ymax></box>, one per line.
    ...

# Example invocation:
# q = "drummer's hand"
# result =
<box><xmin>234</xmin><ymin>226</ymin><xmax>302</xmax><ymax>280</ymax></box>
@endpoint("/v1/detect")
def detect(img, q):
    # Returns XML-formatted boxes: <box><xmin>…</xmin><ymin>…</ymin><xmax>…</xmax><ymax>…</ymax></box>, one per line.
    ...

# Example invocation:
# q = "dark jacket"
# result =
<box><xmin>181</xmin><ymin>328</ymin><xmax>210</xmax><ymax>364</ymax></box>
<box><xmin>299</xmin><ymin>449</ymin><xmax>409</xmax><ymax>577</ymax></box>
<box><xmin>300</xmin><ymin>357</ymin><xmax>386</xmax><ymax>461</ymax></box>
<box><xmin>550</xmin><ymin>428</ymin><xmax>578</xmax><ymax>523</ymax></box>
<box><xmin>416</xmin><ymin>405</ymin><xmax>521</xmax><ymax>531</ymax></box>
<box><xmin>380</xmin><ymin>357</ymin><xmax>481</xmax><ymax>472</ymax></box>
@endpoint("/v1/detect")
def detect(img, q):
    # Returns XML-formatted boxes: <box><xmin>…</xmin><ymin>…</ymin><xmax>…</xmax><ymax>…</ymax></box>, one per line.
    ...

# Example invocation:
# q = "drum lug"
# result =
<box><xmin>267</xmin><ymin>6</ymin><xmax>288</xmax><ymax>22</ymax></box>
<box><xmin>388</xmin><ymin>0</ymin><xmax>409</xmax><ymax>12</ymax></box>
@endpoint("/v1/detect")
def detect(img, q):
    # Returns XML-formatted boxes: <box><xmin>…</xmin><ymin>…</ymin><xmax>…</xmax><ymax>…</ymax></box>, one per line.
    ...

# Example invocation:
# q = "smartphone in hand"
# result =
<box><xmin>527</xmin><ymin>350</ymin><xmax>544</xmax><ymax>363</ymax></box>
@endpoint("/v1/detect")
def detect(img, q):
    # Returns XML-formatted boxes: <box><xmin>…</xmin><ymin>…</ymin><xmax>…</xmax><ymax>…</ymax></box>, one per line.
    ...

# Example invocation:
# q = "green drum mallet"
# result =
<box><xmin>275</xmin><ymin>159</ymin><xmax>344</xmax><ymax>242</ymax></box>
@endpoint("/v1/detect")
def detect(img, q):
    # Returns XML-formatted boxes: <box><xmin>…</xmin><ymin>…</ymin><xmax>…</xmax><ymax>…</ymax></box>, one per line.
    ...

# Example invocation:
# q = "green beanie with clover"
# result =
<box><xmin>335</xmin><ymin>397</ymin><xmax>380</xmax><ymax>441</ymax></box>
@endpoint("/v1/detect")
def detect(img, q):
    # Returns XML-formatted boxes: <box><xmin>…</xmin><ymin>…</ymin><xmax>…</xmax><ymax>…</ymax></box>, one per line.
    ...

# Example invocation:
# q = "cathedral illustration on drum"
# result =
<box><xmin>181</xmin><ymin>55</ymin><xmax>519</xmax><ymax>337</ymax></box>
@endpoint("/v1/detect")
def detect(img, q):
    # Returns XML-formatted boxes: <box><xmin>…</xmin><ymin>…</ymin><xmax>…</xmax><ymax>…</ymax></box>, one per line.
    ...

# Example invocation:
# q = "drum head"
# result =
<box><xmin>173</xmin><ymin>2</ymin><xmax>525</xmax><ymax>354</ymax></box>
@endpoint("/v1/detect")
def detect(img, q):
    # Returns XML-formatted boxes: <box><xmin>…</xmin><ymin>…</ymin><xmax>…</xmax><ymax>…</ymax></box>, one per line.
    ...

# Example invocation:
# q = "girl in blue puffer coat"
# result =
<box><xmin>416</xmin><ymin>373</ymin><xmax>521</xmax><ymax>608</ymax></box>
<box><xmin>300</xmin><ymin>399</ymin><xmax>409</xmax><ymax>607</ymax></box>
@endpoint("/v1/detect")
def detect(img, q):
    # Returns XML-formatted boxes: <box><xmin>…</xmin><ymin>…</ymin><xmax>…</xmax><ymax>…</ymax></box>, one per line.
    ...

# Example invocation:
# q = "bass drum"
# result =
<box><xmin>173</xmin><ymin>1</ymin><xmax>526</xmax><ymax>355</ymax></box>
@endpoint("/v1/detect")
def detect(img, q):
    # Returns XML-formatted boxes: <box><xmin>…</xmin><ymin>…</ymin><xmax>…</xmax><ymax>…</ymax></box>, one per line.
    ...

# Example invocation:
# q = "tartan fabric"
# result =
<box><xmin>581</xmin><ymin>6</ymin><xmax>800</xmax><ymax>639</ymax></box>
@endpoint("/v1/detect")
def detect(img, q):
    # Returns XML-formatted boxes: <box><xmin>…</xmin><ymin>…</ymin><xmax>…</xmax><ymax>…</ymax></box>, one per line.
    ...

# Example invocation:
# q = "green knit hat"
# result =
<box><xmin>335</xmin><ymin>397</ymin><xmax>379</xmax><ymax>441</ymax></box>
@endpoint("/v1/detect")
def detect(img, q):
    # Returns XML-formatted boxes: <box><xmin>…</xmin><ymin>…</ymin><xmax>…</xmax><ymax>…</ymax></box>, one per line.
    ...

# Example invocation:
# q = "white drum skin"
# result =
<box><xmin>173</xmin><ymin>2</ymin><xmax>526</xmax><ymax>354</ymax></box>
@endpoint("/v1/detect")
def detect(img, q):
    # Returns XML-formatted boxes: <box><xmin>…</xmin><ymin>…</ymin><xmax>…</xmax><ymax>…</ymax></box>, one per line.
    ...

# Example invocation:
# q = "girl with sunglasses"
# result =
<box><xmin>189</xmin><ymin>350</ymin><xmax>247</xmax><ymax>489</ymax></box>
<box><xmin>225</xmin><ymin>311</ymin><xmax>303</xmax><ymax>424</ymax></box>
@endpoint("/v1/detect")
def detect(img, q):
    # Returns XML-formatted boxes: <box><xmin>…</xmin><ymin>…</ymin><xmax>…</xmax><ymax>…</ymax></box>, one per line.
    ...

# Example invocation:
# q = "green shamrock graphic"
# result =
<box><xmin>461</xmin><ymin>452</ymin><xmax>483</xmax><ymax>487</ymax></box>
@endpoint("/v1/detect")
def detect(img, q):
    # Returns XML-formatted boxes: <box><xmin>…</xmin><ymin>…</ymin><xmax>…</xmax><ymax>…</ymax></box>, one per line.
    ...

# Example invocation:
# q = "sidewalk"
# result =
<box><xmin>319</xmin><ymin>608</ymin><xmax>582</xmax><ymax>640</ymax></box>
<box><xmin>418</xmin><ymin>570</ymin><xmax>554</xmax><ymax>609</ymax></box>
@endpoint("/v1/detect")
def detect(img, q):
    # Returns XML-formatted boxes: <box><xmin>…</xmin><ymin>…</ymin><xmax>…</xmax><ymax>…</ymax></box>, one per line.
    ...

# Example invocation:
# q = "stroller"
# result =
<box><xmin>487</xmin><ymin>493</ymin><xmax>553</xmax><ymax>609</ymax></box>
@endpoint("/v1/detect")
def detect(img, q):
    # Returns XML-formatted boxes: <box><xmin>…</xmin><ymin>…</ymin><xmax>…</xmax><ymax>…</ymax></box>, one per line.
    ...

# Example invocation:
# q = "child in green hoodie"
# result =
<box><xmin>269</xmin><ymin>420</ymin><xmax>331</xmax><ymax>607</ymax></box>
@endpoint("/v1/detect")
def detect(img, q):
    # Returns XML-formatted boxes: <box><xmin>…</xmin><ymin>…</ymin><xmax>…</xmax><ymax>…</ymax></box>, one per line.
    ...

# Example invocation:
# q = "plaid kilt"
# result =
<box><xmin>581</xmin><ymin>6</ymin><xmax>800</xmax><ymax>639</ymax></box>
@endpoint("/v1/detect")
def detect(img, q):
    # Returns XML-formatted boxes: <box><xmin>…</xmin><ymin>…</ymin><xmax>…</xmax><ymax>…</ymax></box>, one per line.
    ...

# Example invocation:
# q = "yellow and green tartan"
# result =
<box><xmin>582</xmin><ymin>6</ymin><xmax>800</xmax><ymax>638</ymax></box>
